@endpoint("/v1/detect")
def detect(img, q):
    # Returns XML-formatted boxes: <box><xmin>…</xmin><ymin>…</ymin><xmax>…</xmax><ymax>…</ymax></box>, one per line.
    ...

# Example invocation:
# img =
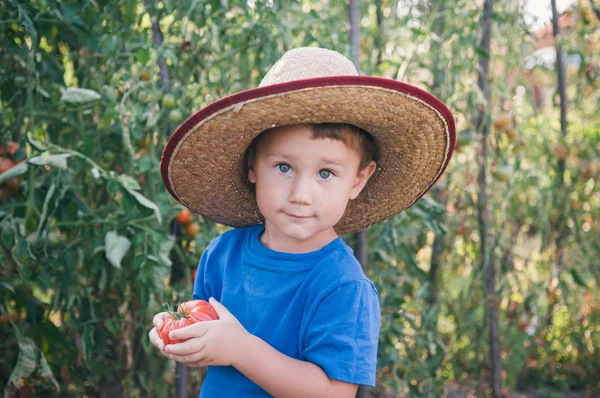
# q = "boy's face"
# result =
<box><xmin>248</xmin><ymin>124</ymin><xmax>376</xmax><ymax>253</ymax></box>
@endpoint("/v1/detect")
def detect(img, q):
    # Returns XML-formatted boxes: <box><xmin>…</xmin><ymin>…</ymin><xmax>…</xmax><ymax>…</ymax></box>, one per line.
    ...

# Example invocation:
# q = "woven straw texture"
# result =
<box><xmin>163</xmin><ymin>47</ymin><xmax>453</xmax><ymax>235</ymax></box>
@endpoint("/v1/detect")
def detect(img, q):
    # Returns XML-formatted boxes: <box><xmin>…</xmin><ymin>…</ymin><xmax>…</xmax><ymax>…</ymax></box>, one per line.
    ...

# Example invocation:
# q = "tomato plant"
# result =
<box><xmin>175</xmin><ymin>207</ymin><xmax>193</xmax><ymax>225</ymax></box>
<box><xmin>0</xmin><ymin>142</ymin><xmax>19</xmax><ymax>157</ymax></box>
<box><xmin>140</xmin><ymin>70</ymin><xmax>151</xmax><ymax>81</ymax></box>
<box><xmin>162</xmin><ymin>93</ymin><xmax>176</xmax><ymax>109</ymax></box>
<box><xmin>168</xmin><ymin>109</ymin><xmax>183</xmax><ymax>123</ymax></box>
<box><xmin>2</xmin><ymin>0</ymin><xmax>598</xmax><ymax>396</ymax></box>
<box><xmin>185</xmin><ymin>223</ymin><xmax>201</xmax><ymax>237</ymax></box>
<box><xmin>0</xmin><ymin>157</ymin><xmax>21</xmax><ymax>202</ymax></box>
<box><xmin>0</xmin><ymin>157</ymin><xmax>14</xmax><ymax>174</ymax></box>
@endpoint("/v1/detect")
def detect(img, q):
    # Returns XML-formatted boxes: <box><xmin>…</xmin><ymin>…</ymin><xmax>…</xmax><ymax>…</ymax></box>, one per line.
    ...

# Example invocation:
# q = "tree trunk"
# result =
<box><xmin>476</xmin><ymin>0</ymin><xmax>502</xmax><ymax>396</ymax></box>
<box><xmin>552</xmin><ymin>0</ymin><xmax>568</xmax><ymax>163</ymax></box>
<box><xmin>428</xmin><ymin>190</ymin><xmax>445</xmax><ymax>308</ymax></box>
<box><xmin>375</xmin><ymin>0</ymin><xmax>384</xmax><ymax>67</ymax></box>
<box><xmin>349</xmin><ymin>0</ymin><xmax>360</xmax><ymax>73</ymax></box>
<box><xmin>545</xmin><ymin>0</ymin><xmax>570</xmax><ymax>329</ymax></box>
<box><xmin>145</xmin><ymin>0</ymin><xmax>171</xmax><ymax>94</ymax></box>
<box><xmin>427</xmin><ymin>0</ymin><xmax>447</xmax><ymax>310</ymax></box>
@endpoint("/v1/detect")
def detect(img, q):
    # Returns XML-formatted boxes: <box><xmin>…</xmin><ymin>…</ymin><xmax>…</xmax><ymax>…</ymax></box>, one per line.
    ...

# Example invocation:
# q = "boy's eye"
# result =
<box><xmin>277</xmin><ymin>164</ymin><xmax>291</xmax><ymax>173</ymax></box>
<box><xmin>318</xmin><ymin>170</ymin><xmax>333</xmax><ymax>179</ymax></box>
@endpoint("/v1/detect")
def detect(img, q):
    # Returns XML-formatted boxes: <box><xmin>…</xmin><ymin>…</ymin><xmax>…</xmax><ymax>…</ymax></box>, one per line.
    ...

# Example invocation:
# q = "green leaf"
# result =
<box><xmin>144</xmin><ymin>105</ymin><xmax>161</xmax><ymax>129</ymax></box>
<box><xmin>150</xmin><ymin>264</ymin><xmax>169</xmax><ymax>291</ymax></box>
<box><xmin>158</xmin><ymin>236</ymin><xmax>175</xmax><ymax>267</ymax></box>
<box><xmin>12</xmin><ymin>230</ymin><xmax>32</xmax><ymax>266</ymax></box>
<box><xmin>98</xmin><ymin>108</ymin><xmax>115</xmax><ymax>128</ymax></box>
<box><xmin>136</xmin><ymin>48</ymin><xmax>150</xmax><ymax>65</ymax></box>
<box><xmin>475</xmin><ymin>46</ymin><xmax>489</xmax><ymax>60</ymax></box>
<box><xmin>0</xmin><ymin>162</ymin><xmax>27</xmax><ymax>184</ymax></box>
<box><xmin>126</xmin><ymin>189</ymin><xmax>163</xmax><ymax>224</ymax></box>
<box><xmin>7</xmin><ymin>337</ymin><xmax>37</xmax><ymax>389</ymax></box>
<box><xmin>39</xmin><ymin>353</ymin><xmax>59</xmax><ymax>392</ymax></box>
<box><xmin>91</xmin><ymin>167</ymin><xmax>102</xmax><ymax>180</ymax></box>
<box><xmin>138</xmin><ymin>372</ymin><xmax>149</xmax><ymax>392</ymax></box>
<box><xmin>60</xmin><ymin>87</ymin><xmax>102</xmax><ymax>104</ymax></box>
<box><xmin>17</xmin><ymin>5</ymin><xmax>37</xmax><ymax>44</ymax></box>
<box><xmin>37</xmin><ymin>183</ymin><xmax>56</xmax><ymax>235</ymax></box>
<box><xmin>115</xmin><ymin>174</ymin><xmax>140</xmax><ymax>190</ymax></box>
<box><xmin>411</xmin><ymin>27</ymin><xmax>425</xmax><ymax>36</ymax></box>
<box><xmin>105</xmin><ymin>231</ymin><xmax>131</xmax><ymax>269</ymax></box>
<box><xmin>1</xmin><ymin>282</ymin><xmax>16</xmax><ymax>294</ymax></box>
<box><xmin>138</xmin><ymin>156</ymin><xmax>153</xmax><ymax>173</ymax></box>
<box><xmin>26</xmin><ymin>134</ymin><xmax>47</xmax><ymax>151</ymax></box>
<box><xmin>28</xmin><ymin>154</ymin><xmax>72</xmax><ymax>170</ymax></box>
<box><xmin>570</xmin><ymin>269</ymin><xmax>587</xmax><ymax>288</ymax></box>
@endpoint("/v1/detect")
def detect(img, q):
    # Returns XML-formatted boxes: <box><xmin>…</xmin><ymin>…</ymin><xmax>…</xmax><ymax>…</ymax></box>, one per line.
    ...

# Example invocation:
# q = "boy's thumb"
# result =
<box><xmin>209</xmin><ymin>297</ymin><xmax>230</xmax><ymax>318</ymax></box>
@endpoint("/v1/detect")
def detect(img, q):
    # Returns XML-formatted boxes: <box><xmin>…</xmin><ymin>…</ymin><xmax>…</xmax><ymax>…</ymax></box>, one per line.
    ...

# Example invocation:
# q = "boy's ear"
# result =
<box><xmin>349</xmin><ymin>161</ymin><xmax>377</xmax><ymax>200</ymax></box>
<box><xmin>247</xmin><ymin>152</ymin><xmax>256</xmax><ymax>183</ymax></box>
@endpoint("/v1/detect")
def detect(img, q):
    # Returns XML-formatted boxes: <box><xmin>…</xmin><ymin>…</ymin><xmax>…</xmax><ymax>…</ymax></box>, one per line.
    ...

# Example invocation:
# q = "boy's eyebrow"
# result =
<box><xmin>265</xmin><ymin>151</ymin><xmax>291</xmax><ymax>159</ymax></box>
<box><xmin>320</xmin><ymin>158</ymin><xmax>347</xmax><ymax>168</ymax></box>
<box><xmin>265</xmin><ymin>152</ymin><xmax>347</xmax><ymax>168</ymax></box>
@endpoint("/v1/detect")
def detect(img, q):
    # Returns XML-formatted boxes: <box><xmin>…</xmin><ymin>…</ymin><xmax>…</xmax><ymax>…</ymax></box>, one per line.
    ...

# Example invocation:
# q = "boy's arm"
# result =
<box><xmin>165</xmin><ymin>298</ymin><xmax>359</xmax><ymax>398</ymax></box>
<box><xmin>233</xmin><ymin>333</ymin><xmax>358</xmax><ymax>398</ymax></box>
<box><xmin>243</xmin><ymin>280</ymin><xmax>379</xmax><ymax>397</ymax></box>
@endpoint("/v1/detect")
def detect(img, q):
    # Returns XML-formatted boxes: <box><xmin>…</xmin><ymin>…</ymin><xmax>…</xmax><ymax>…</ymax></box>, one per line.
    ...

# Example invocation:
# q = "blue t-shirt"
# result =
<box><xmin>192</xmin><ymin>225</ymin><xmax>380</xmax><ymax>397</ymax></box>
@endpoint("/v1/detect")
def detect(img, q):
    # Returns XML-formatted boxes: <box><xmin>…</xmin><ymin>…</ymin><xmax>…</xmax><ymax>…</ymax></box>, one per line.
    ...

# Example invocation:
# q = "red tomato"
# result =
<box><xmin>175</xmin><ymin>208</ymin><xmax>194</xmax><ymax>225</ymax></box>
<box><xmin>0</xmin><ymin>157</ymin><xmax>20</xmax><ymax>201</ymax></box>
<box><xmin>179</xmin><ymin>300</ymin><xmax>219</xmax><ymax>323</ymax></box>
<box><xmin>184</xmin><ymin>223</ymin><xmax>200</xmax><ymax>237</ymax></box>
<box><xmin>158</xmin><ymin>300</ymin><xmax>218</xmax><ymax>346</ymax></box>
<box><xmin>0</xmin><ymin>157</ymin><xmax>15</xmax><ymax>174</ymax></box>
<box><xmin>159</xmin><ymin>315</ymin><xmax>195</xmax><ymax>345</ymax></box>
<box><xmin>0</xmin><ymin>142</ymin><xmax>19</xmax><ymax>157</ymax></box>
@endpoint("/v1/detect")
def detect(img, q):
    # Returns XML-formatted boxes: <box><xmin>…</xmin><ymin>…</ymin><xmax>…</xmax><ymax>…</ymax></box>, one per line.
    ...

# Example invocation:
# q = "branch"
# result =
<box><xmin>589</xmin><ymin>0</ymin><xmax>600</xmax><ymax>21</ymax></box>
<box><xmin>144</xmin><ymin>0</ymin><xmax>171</xmax><ymax>93</ymax></box>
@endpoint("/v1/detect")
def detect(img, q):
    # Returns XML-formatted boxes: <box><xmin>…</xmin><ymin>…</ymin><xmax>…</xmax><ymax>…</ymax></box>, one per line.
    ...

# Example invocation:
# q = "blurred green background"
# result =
<box><xmin>1</xmin><ymin>0</ymin><xmax>599</xmax><ymax>396</ymax></box>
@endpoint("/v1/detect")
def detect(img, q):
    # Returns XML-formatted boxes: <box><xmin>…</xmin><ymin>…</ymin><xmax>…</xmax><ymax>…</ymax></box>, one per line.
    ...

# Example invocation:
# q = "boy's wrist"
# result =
<box><xmin>231</xmin><ymin>331</ymin><xmax>259</xmax><ymax>369</ymax></box>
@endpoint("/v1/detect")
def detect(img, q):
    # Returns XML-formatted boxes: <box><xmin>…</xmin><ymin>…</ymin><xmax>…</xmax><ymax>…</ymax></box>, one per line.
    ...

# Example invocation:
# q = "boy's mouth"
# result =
<box><xmin>285</xmin><ymin>213</ymin><xmax>312</xmax><ymax>220</ymax></box>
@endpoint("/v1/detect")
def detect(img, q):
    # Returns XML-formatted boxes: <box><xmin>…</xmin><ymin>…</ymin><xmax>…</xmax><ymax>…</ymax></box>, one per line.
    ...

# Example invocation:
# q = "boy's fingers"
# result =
<box><xmin>165</xmin><ymin>336</ymin><xmax>206</xmax><ymax>355</ymax></box>
<box><xmin>168</xmin><ymin>322</ymin><xmax>210</xmax><ymax>341</ymax></box>
<box><xmin>165</xmin><ymin>346</ymin><xmax>206</xmax><ymax>363</ymax></box>
<box><xmin>208</xmin><ymin>297</ymin><xmax>232</xmax><ymax>319</ymax></box>
<box><xmin>153</xmin><ymin>312</ymin><xmax>170</xmax><ymax>329</ymax></box>
<box><xmin>148</xmin><ymin>328</ymin><xmax>165</xmax><ymax>350</ymax></box>
<box><xmin>160</xmin><ymin>349</ymin><xmax>173</xmax><ymax>360</ymax></box>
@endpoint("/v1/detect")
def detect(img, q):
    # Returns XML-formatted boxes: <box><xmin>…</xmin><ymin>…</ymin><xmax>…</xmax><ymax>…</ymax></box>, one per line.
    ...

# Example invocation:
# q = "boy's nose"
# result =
<box><xmin>288</xmin><ymin>176</ymin><xmax>312</xmax><ymax>205</ymax></box>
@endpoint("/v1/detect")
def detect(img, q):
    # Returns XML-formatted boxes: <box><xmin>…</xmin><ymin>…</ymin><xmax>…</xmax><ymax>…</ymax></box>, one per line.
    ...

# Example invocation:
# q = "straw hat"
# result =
<box><xmin>161</xmin><ymin>47</ymin><xmax>455</xmax><ymax>235</ymax></box>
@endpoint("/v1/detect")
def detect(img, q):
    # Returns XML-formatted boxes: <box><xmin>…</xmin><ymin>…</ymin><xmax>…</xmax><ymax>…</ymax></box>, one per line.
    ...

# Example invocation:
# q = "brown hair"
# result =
<box><xmin>311</xmin><ymin>123</ymin><xmax>378</xmax><ymax>171</ymax></box>
<box><xmin>243</xmin><ymin>123</ymin><xmax>378</xmax><ymax>186</ymax></box>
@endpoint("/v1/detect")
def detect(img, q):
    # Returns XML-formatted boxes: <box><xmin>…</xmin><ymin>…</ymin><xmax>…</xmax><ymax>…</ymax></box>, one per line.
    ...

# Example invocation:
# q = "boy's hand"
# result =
<box><xmin>164</xmin><ymin>298</ymin><xmax>250</xmax><ymax>368</ymax></box>
<box><xmin>148</xmin><ymin>311</ymin><xmax>173</xmax><ymax>356</ymax></box>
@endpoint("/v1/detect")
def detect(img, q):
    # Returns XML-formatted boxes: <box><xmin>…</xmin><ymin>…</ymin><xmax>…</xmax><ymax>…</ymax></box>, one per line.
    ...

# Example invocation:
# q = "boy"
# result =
<box><xmin>149</xmin><ymin>47</ymin><xmax>455</xmax><ymax>397</ymax></box>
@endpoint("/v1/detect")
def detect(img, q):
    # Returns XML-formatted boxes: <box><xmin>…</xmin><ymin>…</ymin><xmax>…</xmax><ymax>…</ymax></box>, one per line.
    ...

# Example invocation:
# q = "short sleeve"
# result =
<box><xmin>192</xmin><ymin>238</ymin><xmax>218</xmax><ymax>301</ymax></box>
<box><xmin>302</xmin><ymin>280</ymin><xmax>380</xmax><ymax>387</ymax></box>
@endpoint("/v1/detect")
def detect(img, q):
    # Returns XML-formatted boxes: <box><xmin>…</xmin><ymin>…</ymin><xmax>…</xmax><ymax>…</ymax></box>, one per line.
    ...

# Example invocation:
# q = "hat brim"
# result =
<box><xmin>161</xmin><ymin>76</ymin><xmax>455</xmax><ymax>235</ymax></box>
